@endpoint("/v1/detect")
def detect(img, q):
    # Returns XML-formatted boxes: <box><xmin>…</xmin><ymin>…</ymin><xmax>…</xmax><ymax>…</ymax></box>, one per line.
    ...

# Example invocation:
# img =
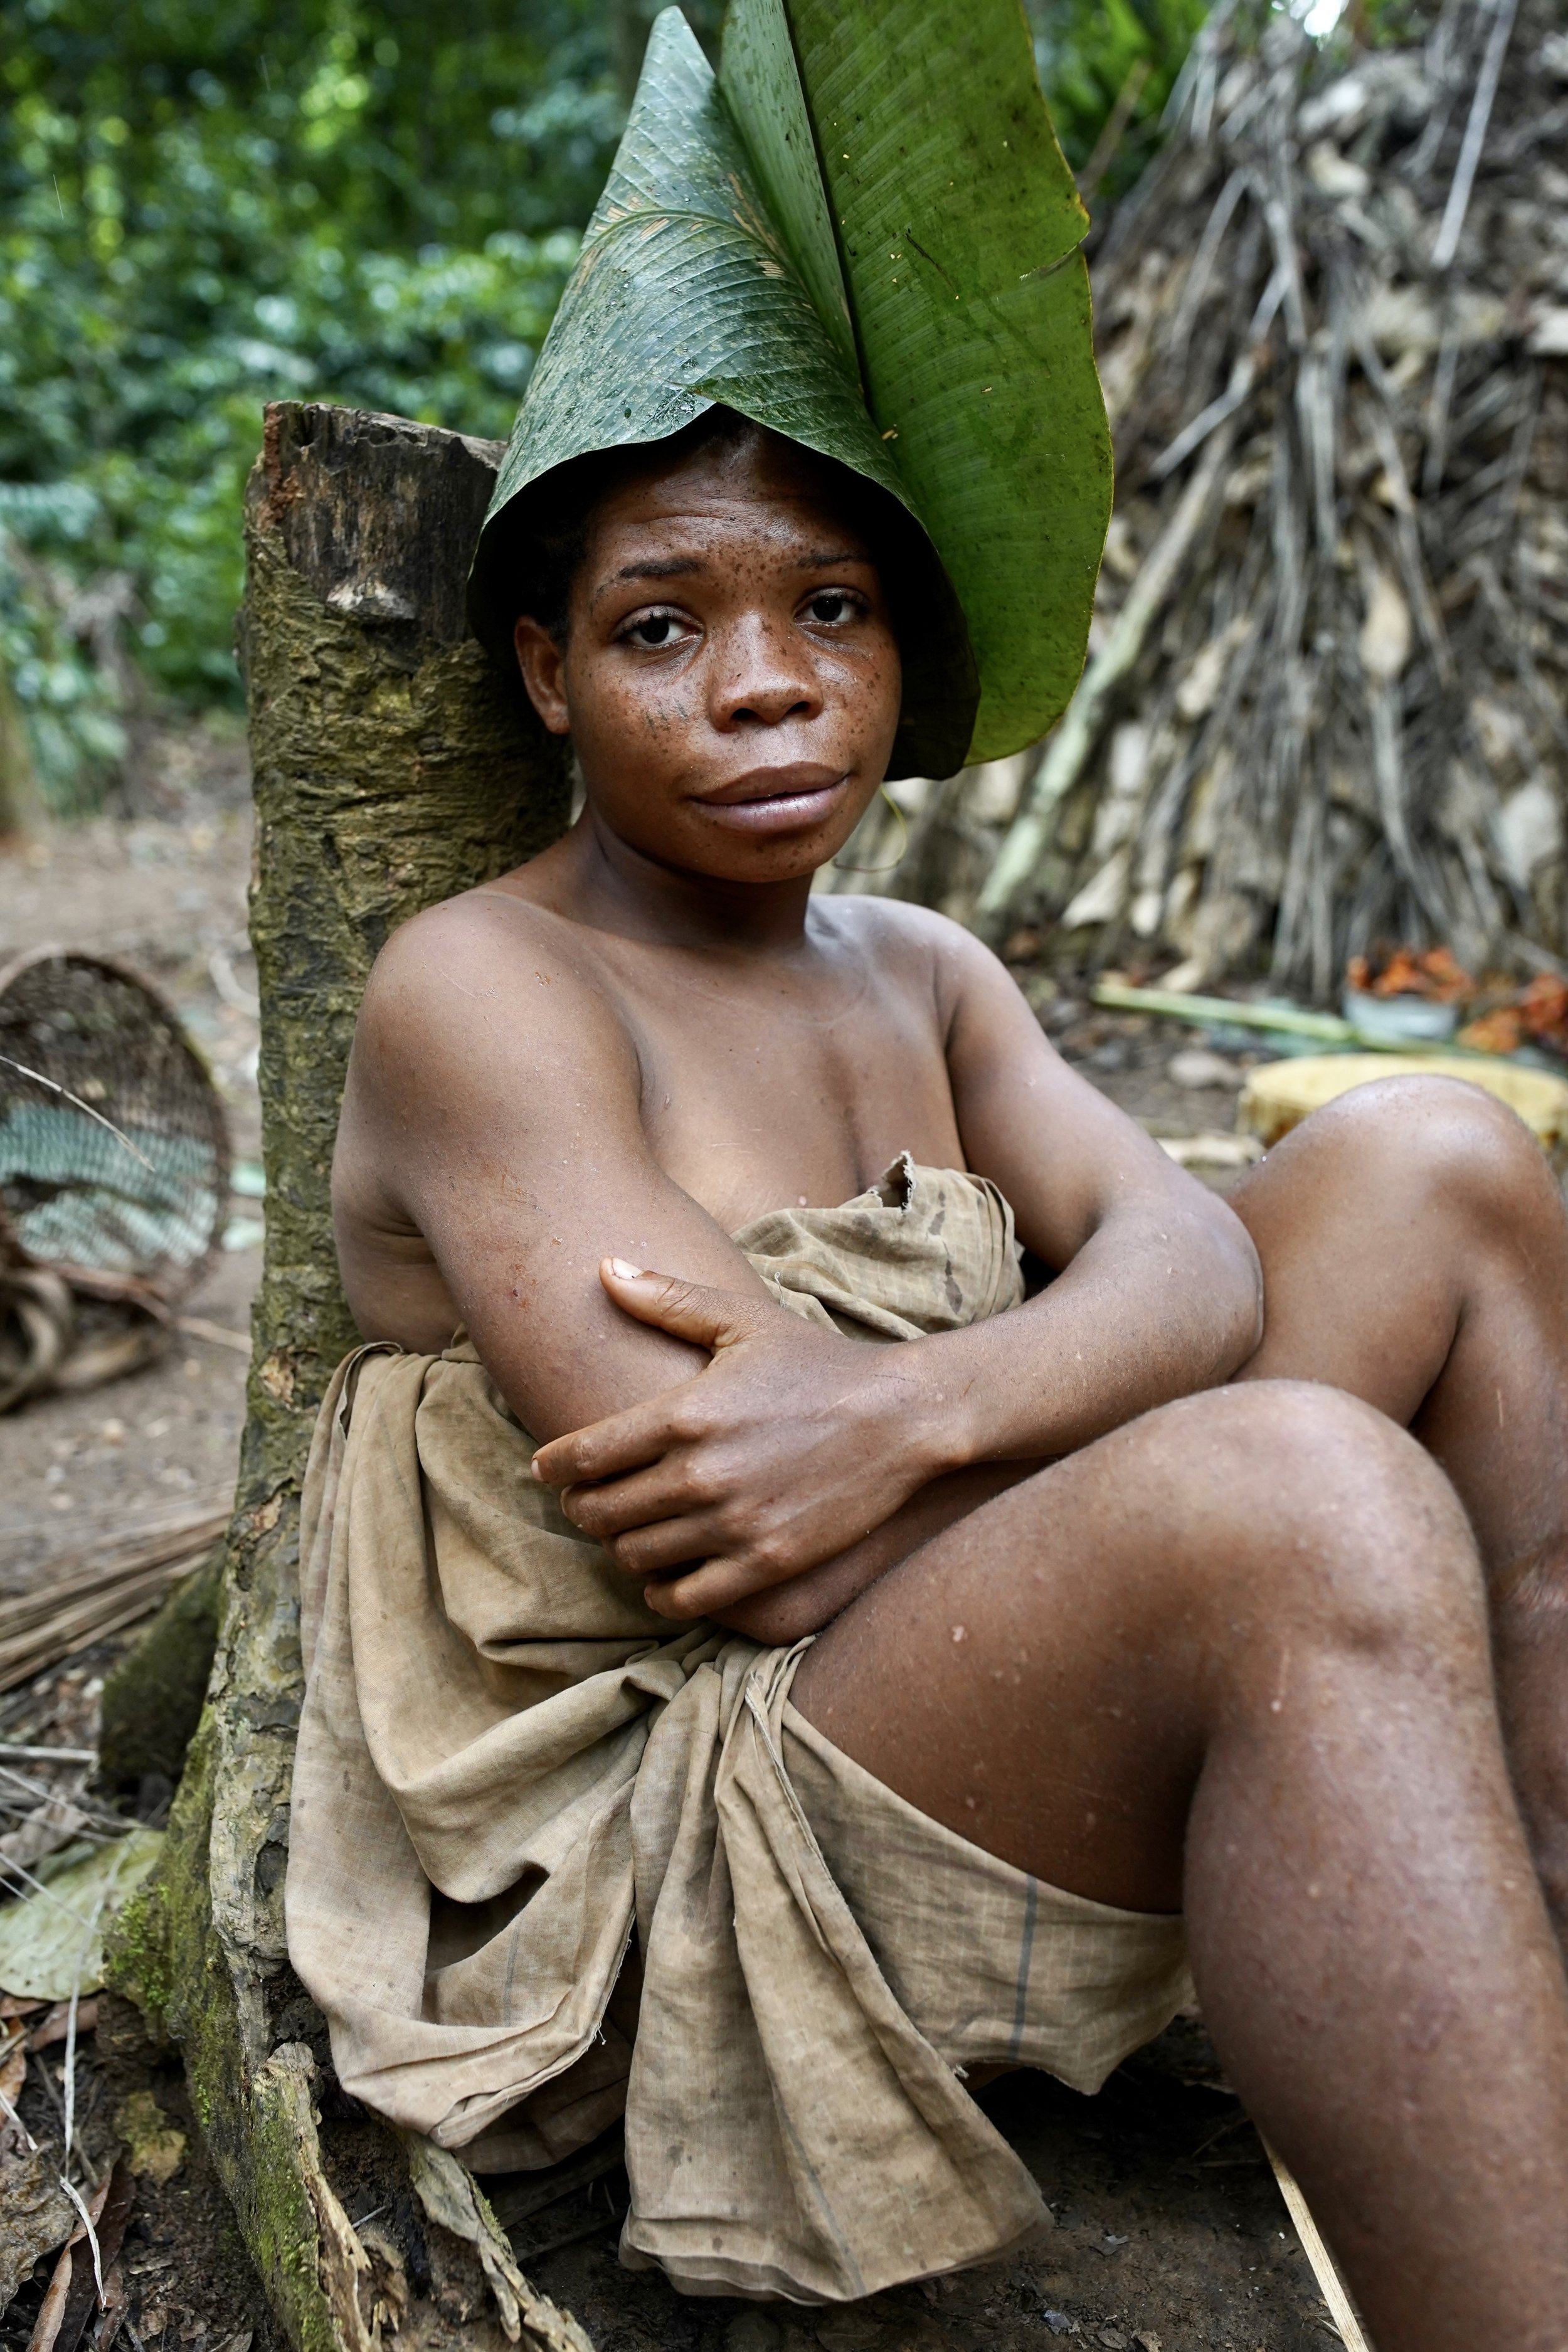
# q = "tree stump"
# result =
<box><xmin>106</xmin><ymin>403</ymin><xmax>590</xmax><ymax>2350</ymax></box>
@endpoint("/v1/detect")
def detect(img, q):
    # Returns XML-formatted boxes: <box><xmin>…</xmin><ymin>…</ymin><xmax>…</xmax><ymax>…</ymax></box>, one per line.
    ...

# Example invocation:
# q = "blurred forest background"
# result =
<box><xmin>0</xmin><ymin>0</ymin><xmax>1227</xmax><ymax>816</ymax></box>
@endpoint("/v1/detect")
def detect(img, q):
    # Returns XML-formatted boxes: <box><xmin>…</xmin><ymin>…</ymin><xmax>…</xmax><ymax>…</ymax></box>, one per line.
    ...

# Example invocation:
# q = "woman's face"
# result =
<box><xmin>513</xmin><ymin>428</ymin><xmax>903</xmax><ymax>885</ymax></box>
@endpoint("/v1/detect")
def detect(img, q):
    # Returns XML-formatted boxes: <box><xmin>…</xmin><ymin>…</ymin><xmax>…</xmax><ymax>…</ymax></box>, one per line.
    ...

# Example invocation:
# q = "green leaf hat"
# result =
<box><xmin>467</xmin><ymin>0</ymin><xmax>1111</xmax><ymax>781</ymax></box>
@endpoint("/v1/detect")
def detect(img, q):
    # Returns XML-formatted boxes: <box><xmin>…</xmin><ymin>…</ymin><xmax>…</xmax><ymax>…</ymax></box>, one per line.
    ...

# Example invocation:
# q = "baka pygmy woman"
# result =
<box><xmin>288</xmin><ymin>8</ymin><xmax>1568</xmax><ymax>2341</ymax></box>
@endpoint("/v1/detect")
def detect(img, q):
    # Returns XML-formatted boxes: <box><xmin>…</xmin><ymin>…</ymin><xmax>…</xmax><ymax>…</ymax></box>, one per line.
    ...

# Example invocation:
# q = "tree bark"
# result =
<box><xmin>105</xmin><ymin>403</ymin><xmax>588</xmax><ymax>2350</ymax></box>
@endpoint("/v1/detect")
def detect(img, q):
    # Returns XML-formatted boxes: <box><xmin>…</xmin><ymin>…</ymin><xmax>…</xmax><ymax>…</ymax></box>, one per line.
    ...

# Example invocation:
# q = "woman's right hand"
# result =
<box><xmin>530</xmin><ymin>1259</ymin><xmax>965</xmax><ymax>1619</ymax></box>
<box><xmin>673</xmin><ymin>1461</ymin><xmax>1046</xmax><ymax>1643</ymax></box>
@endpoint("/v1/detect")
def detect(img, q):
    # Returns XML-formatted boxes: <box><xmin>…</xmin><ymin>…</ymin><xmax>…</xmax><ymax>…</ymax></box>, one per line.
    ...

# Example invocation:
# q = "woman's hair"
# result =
<box><xmin>517</xmin><ymin>409</ymin><xmax>758</xmax><ymax>644</ymax></box>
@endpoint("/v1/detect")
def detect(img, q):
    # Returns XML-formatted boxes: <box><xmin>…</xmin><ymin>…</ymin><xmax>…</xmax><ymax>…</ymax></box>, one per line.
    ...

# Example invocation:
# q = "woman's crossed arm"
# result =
<box><xmin>514</xmin><ymin>916</ymin><xmax>1263</xmax><ymax>1630</ymax></box>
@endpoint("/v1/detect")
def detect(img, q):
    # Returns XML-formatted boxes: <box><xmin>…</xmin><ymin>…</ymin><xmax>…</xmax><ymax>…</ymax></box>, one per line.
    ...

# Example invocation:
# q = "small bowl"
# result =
<box><xmin>1343</xmin><ymin>990</ymin><xmax>1458</xmax><ymax>1046</ymax></box>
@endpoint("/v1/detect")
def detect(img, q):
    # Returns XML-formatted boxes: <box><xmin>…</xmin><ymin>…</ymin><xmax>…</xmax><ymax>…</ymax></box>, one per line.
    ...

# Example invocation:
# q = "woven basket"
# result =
<box><xmin>0</xmin><ymin>946</ymin><xmax>231</xmax><ymax>1410</ymax></box>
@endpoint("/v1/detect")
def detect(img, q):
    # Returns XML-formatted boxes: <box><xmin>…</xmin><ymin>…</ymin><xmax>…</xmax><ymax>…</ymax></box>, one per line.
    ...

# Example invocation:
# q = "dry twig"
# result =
<box><xmin>1264</xmin><ymin>2137</ymin><xmax>1374</xmax><ymax>2352</ymax></box>
<box><xmin>0</xmin><ymin>1502</ymin><xmax>228</xmax><ymax>1693</ymax></box>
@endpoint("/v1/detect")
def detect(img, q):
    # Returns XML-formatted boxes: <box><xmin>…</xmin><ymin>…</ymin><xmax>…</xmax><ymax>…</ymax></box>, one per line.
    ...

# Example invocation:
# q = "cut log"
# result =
<box><xmin>104</xmin><ymin>402</ymin><xmax>578</xmax><ymax>2349</ymax></box>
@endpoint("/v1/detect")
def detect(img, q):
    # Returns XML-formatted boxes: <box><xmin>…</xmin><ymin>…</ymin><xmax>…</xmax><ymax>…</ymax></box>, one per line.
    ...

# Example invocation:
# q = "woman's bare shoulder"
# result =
<box><xmin>368</xmin><ymin>876</ymin><xmax>598</xmax><ymax>983</ymax></box>
<box><xmin>808</xmin><ymin>891</ymin><xmax>1014</xmax><ymax>1007</ymax></box>
<box><xmin>365</xmin><ymin>882</ymin><xmax>624</xmax><ymax>1019</ymax></box>
<box><xmin>350</xmin><ymin>883</ymin><xmax>640</xmax><ymax>1123</ymax></box>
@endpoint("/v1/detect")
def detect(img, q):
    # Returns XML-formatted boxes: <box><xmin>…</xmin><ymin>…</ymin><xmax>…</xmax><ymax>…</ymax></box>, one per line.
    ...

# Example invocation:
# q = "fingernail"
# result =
<box><xmin>530</xmin><ymin>1457</ymin><xmax>543</xmax><ymax>1480</ymax></box>
<box><xmin>608</xmin><ymin>1257</ymin><xmax>644</xmax><ymax>1279</ymax></box>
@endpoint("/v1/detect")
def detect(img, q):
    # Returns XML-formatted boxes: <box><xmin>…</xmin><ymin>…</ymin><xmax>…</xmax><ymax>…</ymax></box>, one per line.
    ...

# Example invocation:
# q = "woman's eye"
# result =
<box><xmin>804</xmin><ymin>591</ymin><xmax>856</xmax><ymax>625</ymax></box>
<box><xmin>627</xmin><ymin>613</ymin><xmax>678</xmax><ymax>648</ymax></box>
<box><xmin>621</xmin><ymin>610</ymin><xmax>693</xmax><ymax>649</ymax></box>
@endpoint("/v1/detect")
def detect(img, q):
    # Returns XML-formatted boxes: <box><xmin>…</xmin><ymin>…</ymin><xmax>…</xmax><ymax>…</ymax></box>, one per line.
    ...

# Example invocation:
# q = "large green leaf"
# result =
<box><xmin>467</xmin><ymin>6</ymin><xmax>974</xmax><ymax>778</ymax></box>
<box><xmin>470</xmin><ymin>0</ymin><xmax>1108</xmax><ymax>772</ymax></box>
<box><xmin>713</xmin><ymin>0</ymin><xmax>856</xmax><ymax>383</ymax></box>
<box><xmin>480</xmin><ymin>11</ymin><xmax>893</xmax><ymax>519</ymax></box>
<box><xmin>721</xmin><ymin>0</ymin><xmax>1110</xmax><ymax>762</ymax></box>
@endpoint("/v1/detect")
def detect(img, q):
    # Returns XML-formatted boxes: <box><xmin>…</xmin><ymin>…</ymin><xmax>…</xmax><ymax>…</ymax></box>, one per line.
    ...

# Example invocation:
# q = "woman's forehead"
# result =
<box><xmin>582</xmin><ymin>444</ymin><xmax>874</xmax><ymax>575</ymax></box>
<box><xmin>583</xmin><ymin>430</ymin><xmax>869</xmax><ymax>553</ymax></box>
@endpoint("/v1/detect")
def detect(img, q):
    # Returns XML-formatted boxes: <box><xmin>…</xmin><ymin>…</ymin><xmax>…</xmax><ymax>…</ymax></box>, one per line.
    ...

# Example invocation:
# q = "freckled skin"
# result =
<box><xmin>332</xmin><ymin>423</ymin><xmax>1568</xmax><ymax>2347</ymax></box>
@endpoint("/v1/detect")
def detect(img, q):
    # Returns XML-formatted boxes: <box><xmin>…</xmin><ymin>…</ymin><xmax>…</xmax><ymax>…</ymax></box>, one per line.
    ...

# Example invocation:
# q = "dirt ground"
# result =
<box><xmin>0</xmin><ymin>740</ymin><xmax>1341</xmax><ymax>2352</ymax></box>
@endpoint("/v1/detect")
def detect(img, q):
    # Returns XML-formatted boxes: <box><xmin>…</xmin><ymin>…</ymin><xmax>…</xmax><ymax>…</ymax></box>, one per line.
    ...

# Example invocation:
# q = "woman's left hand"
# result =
<box><xmin>528</xmin><ymin>1258</ymin><xmax>955</xmax><ymax>1619</ymax></box>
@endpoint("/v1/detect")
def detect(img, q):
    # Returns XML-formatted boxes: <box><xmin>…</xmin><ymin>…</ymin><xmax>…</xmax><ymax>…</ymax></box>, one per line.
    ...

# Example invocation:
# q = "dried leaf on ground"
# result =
<box><xmin>25</xmin><ymin>2161</ymin><xmax>134</xmax><ymax>2352</ymax></box>
<box><xmin>0</xmin><ymin>1829</ymin><xmax>162</xmax><ymax>2002</ymax></box>
<box><xmin>0</xmin><ymin>2143</ymin><xmax>74</xmax><ymax>2316</ymax></box>
<box><xmin>85</xmin><ymin>2257</ymin><xmax>127</xmax><ymax>2352</ymax></box>
<box><xmin>27</xmin><ymin>2000</ymin><xmax>97</xmax><ymax>2053</ymax></box>
<box><xmin>1</xmin><ymin>1799</ymin><xmax>95</xmax><ymax>1876</ymax></box>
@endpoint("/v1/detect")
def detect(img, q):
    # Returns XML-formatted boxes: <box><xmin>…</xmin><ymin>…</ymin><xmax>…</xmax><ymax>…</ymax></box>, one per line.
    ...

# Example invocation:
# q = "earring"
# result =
<box><xmin>831</xmin><ymin>785</ymin><xmax>909</xmax><ymax>874</ymax></box>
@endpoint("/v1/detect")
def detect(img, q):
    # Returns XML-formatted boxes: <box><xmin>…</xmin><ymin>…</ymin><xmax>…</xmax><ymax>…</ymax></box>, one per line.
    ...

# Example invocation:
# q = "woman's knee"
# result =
<box><xmin>1286</xmin><ymin>1074</ymin><xmax>1560</xmax><ymax>1239</ymax></box>
<box><xmin>1135</xmin><ymin>1380</ymin><xmax>1487</xmax><ymax>1664</ymax></box>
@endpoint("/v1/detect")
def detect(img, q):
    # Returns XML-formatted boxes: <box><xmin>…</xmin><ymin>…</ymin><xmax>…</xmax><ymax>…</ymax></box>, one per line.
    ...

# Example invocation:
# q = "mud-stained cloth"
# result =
<box><xmin>286</xmin><ymin>1157</ymin><xmax>1191</xmax><ymax>2303</ymax></box>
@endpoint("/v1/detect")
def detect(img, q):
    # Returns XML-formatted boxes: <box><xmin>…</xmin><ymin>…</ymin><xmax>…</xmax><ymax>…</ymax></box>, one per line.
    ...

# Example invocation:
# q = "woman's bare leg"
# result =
<box><xmin>1229</xmin><ymin>1076</ymin><xmax>1568</xmax><ymax>1923</ymax></box>
<box><xmin>791</xmin><ymin>1381</ymin><xmax>1568</xmax><ymax>2352</ymax></box>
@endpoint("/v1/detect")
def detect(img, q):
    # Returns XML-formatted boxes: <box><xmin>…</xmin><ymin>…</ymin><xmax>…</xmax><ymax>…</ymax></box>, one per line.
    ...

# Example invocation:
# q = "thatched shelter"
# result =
<box><xmin>831</xmin><ymin>0</ymin><xmax>1568</xmax><ymax>1003</ymax></box>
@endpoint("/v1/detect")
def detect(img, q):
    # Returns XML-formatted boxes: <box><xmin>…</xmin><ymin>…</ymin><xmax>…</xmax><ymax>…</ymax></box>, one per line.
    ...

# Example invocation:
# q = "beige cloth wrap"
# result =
<box><xmin>287</xmin><ymin>1157</ymin><xmax>1190</xmax><ymax>2304</ymax></box>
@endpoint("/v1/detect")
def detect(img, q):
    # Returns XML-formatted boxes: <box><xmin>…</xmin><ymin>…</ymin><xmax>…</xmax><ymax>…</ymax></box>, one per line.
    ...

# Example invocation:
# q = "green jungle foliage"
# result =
<box><xmin>1024</xmin><ymin>0</ymin><xmax>1213</xmax><ymax>194</ymax></box>
<box><xmin>1</xmin><ymin>0</ymin><xmax>1197</xmax><ymax>811</ymax></box>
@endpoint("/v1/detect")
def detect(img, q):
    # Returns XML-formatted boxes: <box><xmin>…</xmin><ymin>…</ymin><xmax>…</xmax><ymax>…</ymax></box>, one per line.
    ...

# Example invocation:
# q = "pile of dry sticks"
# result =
<box><xmin>0</xmin><ymin>1501</ymin><xmax>227</xmax><ymax>1697</ymax></box>
<box><xmin>831</xmin><ymin>0</ymin><xmax>1568</xmax><ymax>1004</ymax></box>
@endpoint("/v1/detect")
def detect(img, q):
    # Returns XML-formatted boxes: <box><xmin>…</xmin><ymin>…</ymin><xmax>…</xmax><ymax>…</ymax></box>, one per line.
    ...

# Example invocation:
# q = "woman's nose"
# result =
<box><xmin>709</xmin><ymin>617</ymin><xmax>822</xmax><ymax>730</ymax></box>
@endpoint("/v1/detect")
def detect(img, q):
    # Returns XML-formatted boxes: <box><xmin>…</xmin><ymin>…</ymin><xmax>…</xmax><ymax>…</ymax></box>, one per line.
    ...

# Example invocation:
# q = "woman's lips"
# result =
<box><xmin>692</xmin><ymin>765</ymin><xmax>849</xmax><ymax>832</ymax></box>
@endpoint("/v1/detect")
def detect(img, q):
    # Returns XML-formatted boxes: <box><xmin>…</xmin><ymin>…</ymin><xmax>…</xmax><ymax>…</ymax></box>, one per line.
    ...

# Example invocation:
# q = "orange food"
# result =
<box><xmin>1458</xmin><ymin>1007</ymin><xmax>1524</xmax><ymax>1056</ymax></box>
<box><xmin>1347</xmin><ymin>945</ymin><xmax>1474</xmax><ymax>1002</ymax></box>
<box><xmin>1519</xmin><ymin>973</ymin><xmax>1568</xmax><ymax>1046</ymax></box>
